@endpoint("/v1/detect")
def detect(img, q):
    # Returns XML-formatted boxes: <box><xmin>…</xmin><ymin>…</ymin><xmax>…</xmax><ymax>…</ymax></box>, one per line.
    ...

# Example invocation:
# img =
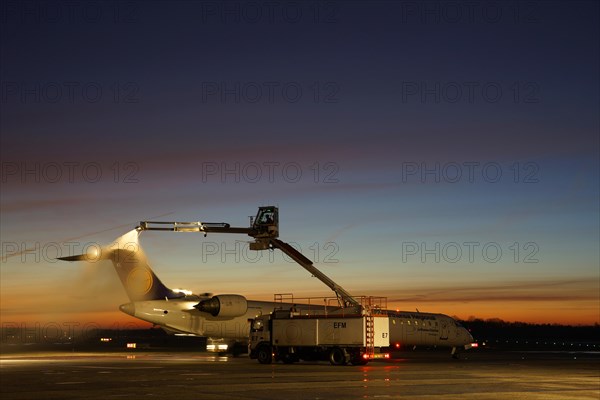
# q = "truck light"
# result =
<box><xmin>365</xmin><ymin>353</ymin><xmax>390</xmax><ymax>360</ymax></box>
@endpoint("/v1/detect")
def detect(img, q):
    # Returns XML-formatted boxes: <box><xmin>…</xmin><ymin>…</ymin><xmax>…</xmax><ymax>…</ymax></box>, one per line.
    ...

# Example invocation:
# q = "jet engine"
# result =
<box><xmin>194</xmin><ymin>294</ymin><xmax>248</xmax><ymax>317</ymax></box>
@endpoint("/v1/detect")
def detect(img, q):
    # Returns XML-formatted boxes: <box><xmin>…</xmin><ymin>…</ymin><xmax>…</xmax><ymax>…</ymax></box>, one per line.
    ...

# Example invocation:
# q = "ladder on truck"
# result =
<box><xmin>361</xmin><ymin>295</ymin><xmax>386</xmax><ymax>359</ymax></box>
<box><xmin>365</xmin><ymin>313</ymin><xmax>375</xmax><ymax>359</ymax></box>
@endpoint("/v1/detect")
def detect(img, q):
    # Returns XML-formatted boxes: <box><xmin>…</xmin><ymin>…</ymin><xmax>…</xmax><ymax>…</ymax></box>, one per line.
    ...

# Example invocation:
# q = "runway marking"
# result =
<box><xmin>180</xmin><ymin>373</ymin><xmax>217</xmax><ymax>376</ymax></box>
<box><xmin>79</xmin><ymin>366</ymin><xmax>162</xmax><ymax>370</ymax></box>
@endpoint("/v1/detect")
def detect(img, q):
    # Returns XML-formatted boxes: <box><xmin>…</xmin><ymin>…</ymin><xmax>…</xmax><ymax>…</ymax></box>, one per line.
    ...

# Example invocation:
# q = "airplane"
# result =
<box><xmin>59</xmin><ymin>207</ymin><xmax>476</xmax><ymax>359</ymax></box>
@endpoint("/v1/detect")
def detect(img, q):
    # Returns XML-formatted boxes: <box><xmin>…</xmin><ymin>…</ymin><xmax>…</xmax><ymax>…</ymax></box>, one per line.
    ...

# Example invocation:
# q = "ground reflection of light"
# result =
<box><xmin>0</xmin><ymin>359</ymin><xmax>53</xmax><ymax>364</ymax></box>
<box><xmin>359</xmin><ymin>363</ymin><xmax>399</xmax><ymax>394</ymax></box>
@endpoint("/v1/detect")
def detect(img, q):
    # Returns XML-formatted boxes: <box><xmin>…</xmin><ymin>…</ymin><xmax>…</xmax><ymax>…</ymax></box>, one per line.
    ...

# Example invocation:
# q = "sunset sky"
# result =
<box><xmin>1</xmin><ymin>1</ymin><xmax>598</xmax><ymax>329</ymax></box>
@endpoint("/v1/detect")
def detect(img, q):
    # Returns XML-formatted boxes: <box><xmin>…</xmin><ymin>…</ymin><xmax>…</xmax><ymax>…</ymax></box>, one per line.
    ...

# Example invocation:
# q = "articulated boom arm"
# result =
<box><xmin>268</xmin><ymin>239</ymin><xmax>359</xmax><ymax>308</ymax></box>
<box><xmin>138</xmin><ymin>206</ymin><xmax>279</xmax><ymax>238</ymax></box>
<box><xmin>137</xmin><ymin>206</ymin><xmax>360</xmax><ymax>309</ymax></box>
<box><xmin>138</xmin><ymin>221</ymin><xmax>253</xmax><ymax>235</ymax></box>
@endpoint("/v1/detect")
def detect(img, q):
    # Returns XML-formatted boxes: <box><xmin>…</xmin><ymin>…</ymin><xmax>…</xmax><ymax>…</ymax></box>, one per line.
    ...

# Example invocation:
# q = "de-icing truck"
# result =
<box><xmin>249</xmin><ymin>297</ymin><xmax>390</xmax><ymax>365</ymax></box>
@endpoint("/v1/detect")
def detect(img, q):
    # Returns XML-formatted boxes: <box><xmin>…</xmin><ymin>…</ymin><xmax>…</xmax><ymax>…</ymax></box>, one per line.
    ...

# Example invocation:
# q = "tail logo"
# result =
<box><xmin>126</xmin><ymin>267</ymin><xmax>154</xmax><ymax>296</ymax></box>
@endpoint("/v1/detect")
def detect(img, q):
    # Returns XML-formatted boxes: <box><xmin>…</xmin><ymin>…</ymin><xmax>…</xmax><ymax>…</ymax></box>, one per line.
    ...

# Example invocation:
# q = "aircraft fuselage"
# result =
<box><xmin>120</xmin><ymin>299</ymin><xmax>474</xmax><ymax>349</ymax></box>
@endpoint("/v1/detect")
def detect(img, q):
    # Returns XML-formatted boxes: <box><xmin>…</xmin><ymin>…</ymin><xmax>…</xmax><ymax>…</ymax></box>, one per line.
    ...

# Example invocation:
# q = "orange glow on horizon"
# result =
<box><xmin>1</xmin><ymin>306</ymin><xmax>597</xmax><ymax>328</ymax></box>
<box><xmin>1</xmin><ymin>287</ymin><xmax>597</xmax><ymax>328</ymax></box>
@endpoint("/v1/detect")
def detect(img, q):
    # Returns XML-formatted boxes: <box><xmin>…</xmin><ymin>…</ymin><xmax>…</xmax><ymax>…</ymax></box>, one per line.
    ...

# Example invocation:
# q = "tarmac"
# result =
<box><xmin>1</xmin><ymin>350</ymin><xmax>599</xmax><ymax>399</ymax></box>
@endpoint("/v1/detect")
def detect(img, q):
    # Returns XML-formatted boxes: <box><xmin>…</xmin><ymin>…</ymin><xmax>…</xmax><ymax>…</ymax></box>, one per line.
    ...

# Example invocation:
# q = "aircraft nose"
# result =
<box><xmin>465</xmin><ymin>328</ymin><xmax>474</xmax><ymax>342</ymax></box>
<box><xmin>119</xmin><ymin>302</ymin><xmax>136</xmax><ymax>316</ymax></box>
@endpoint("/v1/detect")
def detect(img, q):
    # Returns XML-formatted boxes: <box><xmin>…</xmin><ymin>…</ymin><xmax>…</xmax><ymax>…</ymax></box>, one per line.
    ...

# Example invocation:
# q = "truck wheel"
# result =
<box><xmin>257</xmin><ymin>346</ymin><xmax>273</xmax><ymax>364</ymax></box>
<box><xmin>329</xmin><ymin>347</ymin><xmax>347</xmax><ymax>366</ymax></box>
<box><xmin>281</xmin><ymin>353</ymin><xmax>296</xmax><ymax>364</ymax></box>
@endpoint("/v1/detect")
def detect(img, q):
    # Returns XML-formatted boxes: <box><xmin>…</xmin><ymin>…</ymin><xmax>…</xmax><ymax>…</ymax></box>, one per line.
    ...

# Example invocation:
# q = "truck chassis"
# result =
<box><xmin>249</xmin><ymin>310</ymin><xmax>390</xmax><ymax>366</ymax></box>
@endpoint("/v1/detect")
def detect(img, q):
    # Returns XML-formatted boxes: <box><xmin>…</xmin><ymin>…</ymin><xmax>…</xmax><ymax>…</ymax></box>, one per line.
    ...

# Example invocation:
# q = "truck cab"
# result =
<box><xmin>249</xmin><ymin>315</ymin><xmax>275</xmax><ymax>364</ymax></box>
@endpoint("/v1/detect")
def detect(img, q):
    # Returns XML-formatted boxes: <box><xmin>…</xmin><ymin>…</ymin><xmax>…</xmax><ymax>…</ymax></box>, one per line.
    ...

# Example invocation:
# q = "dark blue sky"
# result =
<box><xmin>1</xmin><ymin>1</ymin><xmax>598</xmax><ymax>325</ymax></box>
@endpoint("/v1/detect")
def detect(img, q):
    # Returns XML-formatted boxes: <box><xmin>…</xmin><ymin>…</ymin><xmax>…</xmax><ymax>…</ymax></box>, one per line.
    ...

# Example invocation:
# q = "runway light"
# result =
<box><xmin>395</xmin><ymin>343</ymin><xmax>400</xmax><ymax>348</ymax></box>
<box><xmin>470</xmin><ymin>342</ymin><xmax>479</xmax><ymax>348</ymax></box>
<box><xmin>384</xmin><ymin>353</ymin><xmax>390</xmax><ymax>359</ymax></box>
<box><xmin>126</xmin><ymin>343</ymin><xmax>137</xmax><ymax>349</ymax></box>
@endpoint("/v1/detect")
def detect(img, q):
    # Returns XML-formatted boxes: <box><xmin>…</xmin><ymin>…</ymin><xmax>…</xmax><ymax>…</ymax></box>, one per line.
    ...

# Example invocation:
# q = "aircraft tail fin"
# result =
<box><xmin>58</xmin><ymin>229</ymin><xmax>182</xmax><ymax>302</ymax></box>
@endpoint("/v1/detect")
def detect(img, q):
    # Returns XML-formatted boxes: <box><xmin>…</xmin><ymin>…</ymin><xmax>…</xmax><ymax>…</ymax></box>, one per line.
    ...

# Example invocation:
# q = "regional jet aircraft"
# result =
<box><xmin>59</xmin><ymin>229</ymin><xmax>475</xmax><ymax>358</ymax></box>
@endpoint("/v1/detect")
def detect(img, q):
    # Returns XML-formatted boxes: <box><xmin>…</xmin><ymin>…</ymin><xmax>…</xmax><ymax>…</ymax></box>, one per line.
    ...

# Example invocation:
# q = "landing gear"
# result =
<box><xmin>451</xmin><ymin>346</ymin><xmax>459</xmax><ymax>359</ymax></box>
